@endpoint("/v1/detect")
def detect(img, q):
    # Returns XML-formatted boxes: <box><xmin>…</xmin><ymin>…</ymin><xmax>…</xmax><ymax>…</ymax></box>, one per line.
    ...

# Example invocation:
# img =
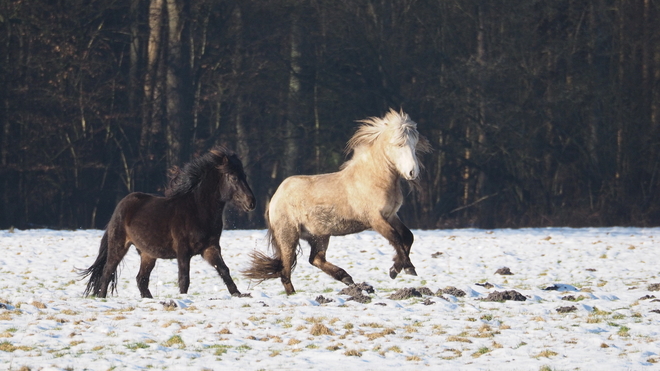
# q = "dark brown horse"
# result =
<box><xmin>79</xmin><ymin>146</ymin><xmax>256</xmax><ymax>298</ymax></box>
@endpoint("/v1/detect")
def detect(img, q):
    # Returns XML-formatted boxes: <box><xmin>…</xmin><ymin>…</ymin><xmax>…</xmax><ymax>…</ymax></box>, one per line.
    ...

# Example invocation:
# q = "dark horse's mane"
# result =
<box><xmin>165</xmin><ymin>146</ymin><xmax>234</xmax><ymax>197</ymax></box>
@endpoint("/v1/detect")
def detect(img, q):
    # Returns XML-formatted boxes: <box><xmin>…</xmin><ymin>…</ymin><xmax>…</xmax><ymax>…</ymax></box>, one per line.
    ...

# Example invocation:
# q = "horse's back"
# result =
<box><xmin>114</xmin><ymin>192</ymin><xmax>164</xmax><ymax>223</ymax></box>
<box><xmin>270</xmin><ymin>173</ymin><xmax>344</xmax><ymax>212</ymax></box>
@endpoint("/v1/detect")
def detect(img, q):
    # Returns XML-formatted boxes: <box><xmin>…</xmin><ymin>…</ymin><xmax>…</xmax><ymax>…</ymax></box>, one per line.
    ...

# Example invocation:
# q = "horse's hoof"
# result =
<box><xmin>341</xmin><ymin>276</ymin><xmax>355</xmax><ymax>286</ymax></box>
<box><xmin>404</xmin><ymin>267</ymin><xmax>417</xmax><ymax>276</ymax></box>
<box><xmin>389</xmin><ymin>267</ymin><xmax>399</xmax><ymax>279</ymax></box>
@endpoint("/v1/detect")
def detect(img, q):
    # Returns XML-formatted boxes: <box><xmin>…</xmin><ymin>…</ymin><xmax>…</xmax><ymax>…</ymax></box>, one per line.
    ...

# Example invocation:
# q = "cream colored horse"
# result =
<box><xmin>244</xmin><ymin>110</ymin><xmax>431</xmax><ymax>295</ymax></box>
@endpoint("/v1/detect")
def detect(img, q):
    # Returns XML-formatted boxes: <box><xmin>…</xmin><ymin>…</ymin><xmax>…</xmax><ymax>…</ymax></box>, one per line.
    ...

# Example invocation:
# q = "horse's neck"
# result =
<box><xmin>192</xmin><ymin>184</ymin><xmax>225</xmax><ymax>228</ymax></box>
<box><xmin>343</xmin><ymin>149</ymin><xmax>400</xmax><ymax>190</ymax></box>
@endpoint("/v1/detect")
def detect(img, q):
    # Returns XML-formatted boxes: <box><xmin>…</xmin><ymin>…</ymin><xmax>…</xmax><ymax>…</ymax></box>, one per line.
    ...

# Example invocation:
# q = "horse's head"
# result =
<box><xmin>385</xmin><ymin>126</ymin><xmax>421</xmax><ymax>181</ymax></box>
<box><xmin>379</xmin><ymin>110</ymin><xmax>431</xmax><ymax>181</ymax></box>
<box><xmin>214</xmin><ymin>150</ymin><xmax>256</xmax><ymax>212</ymax></box>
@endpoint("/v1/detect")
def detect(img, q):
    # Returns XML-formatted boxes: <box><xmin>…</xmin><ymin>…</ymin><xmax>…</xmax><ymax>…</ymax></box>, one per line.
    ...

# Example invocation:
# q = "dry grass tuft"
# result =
<box><xmin>162</xmin><ymin>335</ymin><xmax>185</xmax><ymax>348</ymax></box>
<box><xmin>386</xmin><ymin>346</ymin><xmax>403</xmax><ymax>353</ymax></box>
<box><xmin>365</xmin><ymin>328</ymin><xmax>396</xmax><ymax>340</ymax></box>
<box><xmin>471</xmin><ymin>346</ymin><xmax>490</xmax><ymax>358</ymax></box>
<box><xmin>447</xmin><ymin>335</ymin><xmax>472</xmax><ymax>343</ymax></box>
<box><xmin>31</xmin><ymin>301</ymin><xmax>46</xmax><ymax>309</ymax></box>
<box><xmin>535</xmin><ymin>349</ymin><xmax>559</xmax><ymax>358</ymax></box>
<box><xmin>310</xmin><ymin>323</ymin><xmax>333</xmax><ymax>336</ymax></box>
<box><xmin>161</xmin><ymin>320</ymin><xmax>181</xmax><ymax>328</ymax></box>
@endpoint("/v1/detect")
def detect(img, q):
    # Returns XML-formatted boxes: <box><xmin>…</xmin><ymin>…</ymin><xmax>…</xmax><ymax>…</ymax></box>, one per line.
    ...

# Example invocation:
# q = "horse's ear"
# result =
<box><xmin>214</xmin><ymin>153</ymin><xmax>229</xmax><ymax>169</ymax></box>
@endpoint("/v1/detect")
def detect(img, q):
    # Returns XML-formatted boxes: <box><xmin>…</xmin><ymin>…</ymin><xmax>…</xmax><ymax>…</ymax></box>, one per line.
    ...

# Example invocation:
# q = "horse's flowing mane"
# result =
<box><xmin>346</xmin><ymin>109</ymin><xmax>419</xmax><ymax>153</ymax></box>
<box><xmin>341</xmin><ymin>110</ymin><xmax>431</xmax><ymax>171</ymax></box>
<box><xmin>166</xmin><ymin>146</ymin><xmax>233</xmax><ymax>197</ymax></box>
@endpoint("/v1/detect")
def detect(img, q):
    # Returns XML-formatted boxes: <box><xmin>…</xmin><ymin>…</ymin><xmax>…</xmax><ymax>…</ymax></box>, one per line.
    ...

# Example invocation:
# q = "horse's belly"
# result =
<box><xmin>327</xmin><ymin>220</ymin><xmax>368</xmax><ymax>236</ymax></box>
<box><xmin>303</xmin><ymin>207</ymin><xmax>367</xmax><ymax>236</ymax></box>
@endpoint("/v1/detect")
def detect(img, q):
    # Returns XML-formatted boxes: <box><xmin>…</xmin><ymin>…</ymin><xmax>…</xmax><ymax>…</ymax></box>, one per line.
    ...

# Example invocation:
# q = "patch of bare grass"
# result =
<box><xmin>310</xmin><ymin>323</ymin><xmax>333</xmax><ymax>336</ymax></box>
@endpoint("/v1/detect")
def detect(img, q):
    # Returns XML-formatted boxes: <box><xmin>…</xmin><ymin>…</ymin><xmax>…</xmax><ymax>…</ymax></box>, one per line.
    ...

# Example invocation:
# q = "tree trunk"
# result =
<box><xmin>139</xmin><ymin>0</ymin><xmax>165</xmax><ymax>191</ymax></box>
<box><xmin>128</xmin><ymin>0</ymin><xmax>143</xmax><ymax>114</ymax></box>
<box><xmin>164</xmin><ymin>0</ymin><xmax>192</xmax><ymax>168</ymax></box>
<box><xmin>283</xmin><ymin>13</ymin><xmax>303</xmax><ymax>178</ymax></box>
<box><xmin>474</xmin><ymin>4</ymin><xmax>494</xmax><ymax>228</ymax></box>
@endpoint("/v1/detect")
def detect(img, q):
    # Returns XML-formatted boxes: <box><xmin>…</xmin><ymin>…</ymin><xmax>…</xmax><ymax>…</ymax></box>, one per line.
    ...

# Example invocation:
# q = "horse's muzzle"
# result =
<box><xmin>404</xmin><ymin>169</ymin><xmax>419</xmax><ymax>181</ymax></box>
<box><xmin>243</xmin><ymin>197</ymin><xmax>256</xmax><ymax>211</ymax></box>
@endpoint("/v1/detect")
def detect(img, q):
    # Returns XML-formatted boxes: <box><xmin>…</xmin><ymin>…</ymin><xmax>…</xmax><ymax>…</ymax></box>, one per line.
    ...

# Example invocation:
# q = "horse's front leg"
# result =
<box><xmin>202</xmin><ymin>245</ymin><xmax>240</xmax><ymax>296</ymax></box>
<box><xmin>370</xmin><ymin>216</ymin><xmax>415</xmax><ymax>279</ymax></box>
<box><xmin>388</xmin><ymin>215</ymin><xmax>417</xmax><ymax>276</ymax></box>
<box><xmin>177</xmin><ymin>254</ymin><xmax>192</xmax><ymax>294</ymax></box>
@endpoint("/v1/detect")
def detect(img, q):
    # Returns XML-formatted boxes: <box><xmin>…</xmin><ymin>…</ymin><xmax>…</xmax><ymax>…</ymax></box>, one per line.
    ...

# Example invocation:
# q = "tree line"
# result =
<box><xmin>0</xmin><ymin>0</ymin><xmax>658</xmax><ymax>230</ymax></box>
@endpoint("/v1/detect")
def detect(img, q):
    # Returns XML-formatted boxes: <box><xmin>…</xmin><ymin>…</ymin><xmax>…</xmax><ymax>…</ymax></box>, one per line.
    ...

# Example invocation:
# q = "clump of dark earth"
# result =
<box><xmin>438</xmin><ymin>286</ymin><xmax>466</xmax><ymax>297</ymax></box>
<box><xmin>482</xmin><ymin>290</ymin><xmax>527</xmax><ymax>302</ymax></box>
<box><xmin>417</xmin><ymin>287</ymin><xmax>435</xmax><ymax>296</ymax></box>
<box><xmin>374</xmin><ymin>302</ymin><xmax>387</xmax><ymax>306</ymax></box>
<box><xmin>544</xmin><ymin>284</ymin><xmax>560</xmax><ymax>291</ymax></box>
<box><xmin>585</xmin><ymin>268</ymin><xmax>597</xmax><ymax>272</ymax></box>
<box><xmin>562</xmin><ymin>295</ymin><xmax>589</xmax><ymax>302</ymax></box>
<box><xmin>232</xmin><ymin>292</ymin><xmax>252</xmax><ymax>298</ymax></box>
<box><xmin>639</xmin><ymin>295</ymin><xmax>656</xmax><ymax>300</ymax></box>
<box><xmin>339</xmin><ymin>282</ymin><xmax>374</xmax><ymax>296</ymax></box>
<box><xmin>389</xmin><ymin>287</ymin><xmax>423</xmax><ymax>300</ymax></box>
<box><xmin>339</xmin><ymin>283</ymin><xmax>374</xmax><ymax>304</ymax></box>
<box><xmin>315</xmin><ymin>295</ymin><xmax>334</xmax><ymax>304</ymax></box>
<box><xmin>648</xmin><ymin>283</ymin><xmax>660</xmax><ymax>291</ymax></box>
<box><xmin>475</xmin><ymin>282</ymin><xmax>494</xmax><ymax>289</ymax></box>
<box><xmin>257</xmin><ymin>301</ymin><xmax>269</xmax><ymax>307</ymax></box>
<box><xmin>422</xmin><ymin>298</ymin><xmax>435</xmax><ymax>305</ymax></box>
<box><xmin>556</xmin><ymin>305</ymin><xmax>577</xmax><ymax>313</ymax></box>
<box><xmin>431</xmin><ymin>251</ymin><xmax>443</xmax><ymax>258</ymax></box>
<box><xmin>347</xmin><ymin>294</ymin><xmax>371</xmax><ymax>304</ymax></box>
<box><xmin>0</xmin><ymin>303</ymin><xmax>6</xmax><ymax>309</ymax></box>
<box><xmin>495</xmin><ymin>267</ymin><xmax>513</xmax><ymax>275</ymax></box>
<box><xmin>651</xmin><ymin>309</ymin><xmax>660</xmax><ymax>314</ymax></box>
<box><xmin>161</xmin><ymin>300</ymin><xmax>177</xmax><ymax>309</ymax></box>
<box><xmin>652</xmin><ymin>299</ymin><xmax>660</xmax><ymax>303</ymax></box>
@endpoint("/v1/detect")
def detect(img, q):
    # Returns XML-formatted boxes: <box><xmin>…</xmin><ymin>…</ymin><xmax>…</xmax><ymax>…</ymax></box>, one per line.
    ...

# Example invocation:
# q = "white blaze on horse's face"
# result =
<box><xmin>388</xmin><ymin>132</ymin><xmax>420</xmax><ymax>180</ymax></box>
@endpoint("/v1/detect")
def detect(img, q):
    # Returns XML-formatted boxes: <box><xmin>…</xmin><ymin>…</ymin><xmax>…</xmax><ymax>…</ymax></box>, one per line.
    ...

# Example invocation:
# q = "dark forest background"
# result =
<box><xmin>1</xmin><ymin>0</ymin><xmax>659</xmax><ymax>230</ymax></box>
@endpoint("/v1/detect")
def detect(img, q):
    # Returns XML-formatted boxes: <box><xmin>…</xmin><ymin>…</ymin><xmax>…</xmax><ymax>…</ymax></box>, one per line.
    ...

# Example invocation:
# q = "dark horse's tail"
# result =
<box><xmin>77</xmin><ymin>232</ymin><xmax>117</xmax><ymax>297</ymax></box>
<box><xmin>242</xmin><ymin>211</ymin><xmax>296</xmax><ymax>283</ymax></box>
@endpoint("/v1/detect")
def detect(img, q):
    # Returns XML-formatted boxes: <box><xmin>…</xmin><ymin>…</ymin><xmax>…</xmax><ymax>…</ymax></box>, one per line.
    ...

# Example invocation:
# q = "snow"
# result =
<box><xmin>0</xmin><ymin>227</ymin><xmax>659</xmax><ymax>370</ymax></box>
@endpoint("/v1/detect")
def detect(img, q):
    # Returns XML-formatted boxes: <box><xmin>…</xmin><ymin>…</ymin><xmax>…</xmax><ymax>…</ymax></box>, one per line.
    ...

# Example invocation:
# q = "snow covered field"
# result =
<box><xmin>0</xmin><ymin>227</ymin><xmax>659</xmax><ymax>370</ymax></box>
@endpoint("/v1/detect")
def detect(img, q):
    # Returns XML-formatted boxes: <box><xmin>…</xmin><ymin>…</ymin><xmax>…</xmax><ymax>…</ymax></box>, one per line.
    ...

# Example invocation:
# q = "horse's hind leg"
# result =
<box><xmin>306</xmin><ymin>235</ymin><xmax>354</xmax><ymax>286</ymax></box>
<box><xmin>97</xmin><ymin>238</ymin><xmax>131</xmax><ymax>298</ymax></box>
<box><xmin>389</xmin><ymin>215</ymin><xmax>417</xmax><ymax>276</ymax></box>
<box><xmin>272</xmin><ymin>226</ymin><xmax>298</xmax><ymax>295</ymax></box>
<box><xmin>202</xmin><ymin>245</ymin><xmax>240</xmax><ymax>296</ymax></box>
<box><xmin>136</xmin><ymin>251</ymin><xmax>157</xmax><ymax>298</ymax></box>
